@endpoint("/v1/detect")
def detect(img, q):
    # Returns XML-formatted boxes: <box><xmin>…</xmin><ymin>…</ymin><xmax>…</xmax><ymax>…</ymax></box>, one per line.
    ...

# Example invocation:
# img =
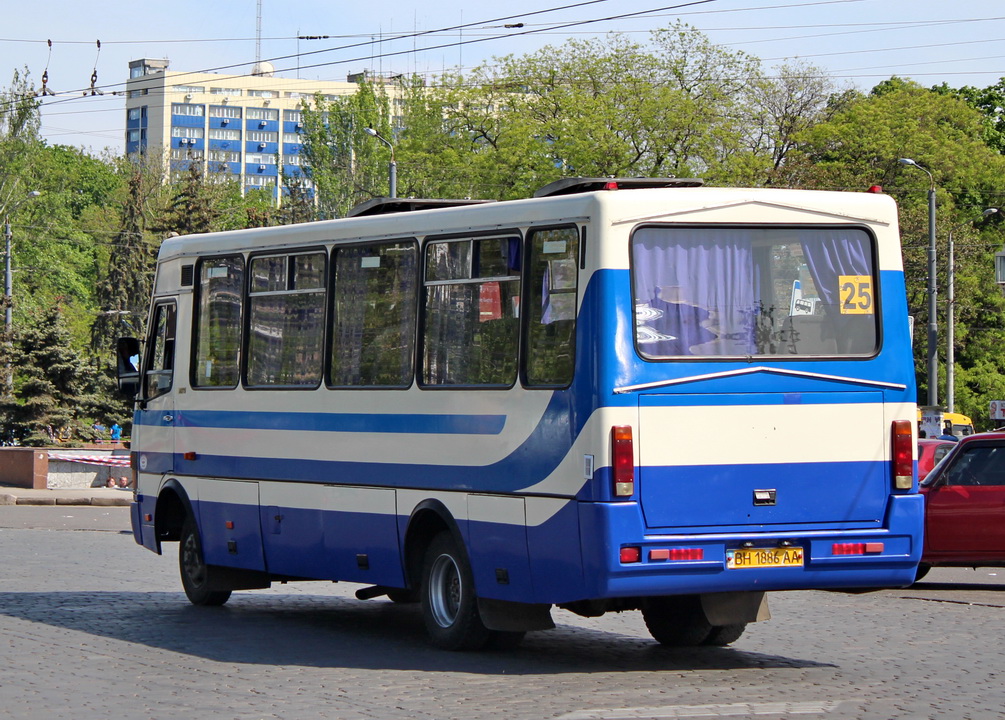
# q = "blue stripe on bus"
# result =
<box><xmin>150</xmin><ymin>409</ymin><xmax>508</xmax><ymax>435</ymax></box>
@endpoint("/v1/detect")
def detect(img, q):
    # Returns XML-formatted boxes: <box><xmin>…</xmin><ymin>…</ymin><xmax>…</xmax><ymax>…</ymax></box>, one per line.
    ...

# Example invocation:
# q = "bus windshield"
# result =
<box><xmin>631</xmin><ymin>226</ymin><xmax>877</xmax><ymax>358</ymax></box>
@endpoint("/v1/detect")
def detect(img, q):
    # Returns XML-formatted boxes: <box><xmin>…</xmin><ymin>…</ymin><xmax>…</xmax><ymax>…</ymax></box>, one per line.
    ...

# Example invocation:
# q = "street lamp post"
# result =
<box><xmin>946</xmin><ymin>207</ymin><xmax>999</xmax><ymax>413</ymax></box>
<box><xmin>899</xmin><ymin>158</ymin><xmax>938</xmax><ymax>407</ymax></box>
<box><xmin>364</xmin><ymin>127</ymin><xmax>396</xmax><ymax>199</ymax></box>
<box><xmin>2</xmin><ymin>190</ymin><xmax>42</xmax><ymax>391</ymax></box>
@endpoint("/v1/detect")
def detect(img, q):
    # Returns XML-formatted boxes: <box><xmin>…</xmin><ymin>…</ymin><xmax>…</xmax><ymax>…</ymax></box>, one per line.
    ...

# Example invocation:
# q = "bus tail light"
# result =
<box><xmin>611</xmin><ymin>425</ymin><xmax>635</xmax><ymax>497</ymax></box>
<box><xmin>833</xmin><ymin>542</ymin><xmax>884</xmax><ymax>555</ymax></box>
<box><xmin>620</xmin><ymin>546</ymin><xmax>641</xmax><ymax>563</ymax></box>
<box><xmin>892</xmin><ymin>420</ymin><xmax>913</xmax><ymax>489</ymax></box>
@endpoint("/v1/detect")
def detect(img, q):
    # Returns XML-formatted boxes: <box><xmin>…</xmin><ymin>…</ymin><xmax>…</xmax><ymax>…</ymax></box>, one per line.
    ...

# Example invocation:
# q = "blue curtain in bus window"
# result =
<box><xmin>800</xmin><ymin>229</ymin><xmax>876</xmax><ymax>353</ymax></box>
<box><xmin>633</xmin><ymin>228</ymin><xmax>757</xmax><ymax>356</ymax></box>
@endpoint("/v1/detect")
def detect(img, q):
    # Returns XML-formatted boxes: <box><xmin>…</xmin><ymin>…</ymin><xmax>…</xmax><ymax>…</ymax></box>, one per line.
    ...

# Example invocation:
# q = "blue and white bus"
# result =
<box><xmin>119</xmin><ymin>178</ymin><xmax>922</xmax><ymax>650</ymax></box>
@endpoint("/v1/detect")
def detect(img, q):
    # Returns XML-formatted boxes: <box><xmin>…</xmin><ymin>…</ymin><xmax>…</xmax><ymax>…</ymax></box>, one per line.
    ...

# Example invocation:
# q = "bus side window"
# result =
<box><xmin>524</xmin><ymin>226</ymin><xmax>579</xmax><ymax>387</ymax></box>
<box><xmin>145</xmin><ymin>303</ymin><xmax>176</xmax><ymax>399</ymax></box>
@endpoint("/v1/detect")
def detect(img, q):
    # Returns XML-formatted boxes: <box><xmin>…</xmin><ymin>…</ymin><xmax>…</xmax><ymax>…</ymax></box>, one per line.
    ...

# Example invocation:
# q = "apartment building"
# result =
<box><xmin>125</xmin><ymin>58</ymin><xmax>385</xmax><ymax>197</ymax></box>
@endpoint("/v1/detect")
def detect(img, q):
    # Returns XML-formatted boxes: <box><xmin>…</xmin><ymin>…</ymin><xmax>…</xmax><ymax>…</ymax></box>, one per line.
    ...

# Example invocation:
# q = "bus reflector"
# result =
<box><xmin>833</xmin><ymin>542</ymin><xmax>884</xmax><ymax>555</ymax></box>
<box><xmin>892</xmin><ymin>419</ymin><xmax>913</xmax><ymax>489</ymax></box>
<box><xmin>620</xmin><ymin>546</ymin><xmax>641</xmax><ymax>563</ymax></box>
<box><xmin>611</xmin><ymin>425</ymin><xmax>635</xmax><ymax>497</ymax></box>
<box><xmin>650</xmin><ymin>548</ymin><xmax>704</xmax><ymax>561</ymax></box>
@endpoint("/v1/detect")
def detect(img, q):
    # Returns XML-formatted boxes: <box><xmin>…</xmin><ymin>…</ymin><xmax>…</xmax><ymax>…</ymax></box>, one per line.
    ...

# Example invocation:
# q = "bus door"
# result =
<box><xmin>138</xmin><ymin>300</ymin><xmax>177</xmax><ymax>478</ymax></box>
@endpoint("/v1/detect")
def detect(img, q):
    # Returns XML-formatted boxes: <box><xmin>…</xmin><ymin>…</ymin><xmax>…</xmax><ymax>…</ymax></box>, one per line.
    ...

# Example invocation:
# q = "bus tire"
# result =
<box><xmin>420</xmin><ymin>532</ymin><xmax>491</xmax><ymax>650</ymax></box>
<box><xmin>702</xmin><ymin>623</ymin><xmax>747</xmax><ymax>646</ymax></box>
<box><xmin>641</xmin><ymin>595</ymin><xmax>711</xmax><ymax>646</ymax></box>
<box><xmin>179</xmin><ymin>516</ymin><xmax>232</xmax><ymax>607</ymax></box>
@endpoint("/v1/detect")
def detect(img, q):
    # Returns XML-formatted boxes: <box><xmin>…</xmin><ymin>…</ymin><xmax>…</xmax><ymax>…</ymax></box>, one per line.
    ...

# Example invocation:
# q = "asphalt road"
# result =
<box><xmin>1</xmin><ymin>506</ymin><xmax>1003</xmax><ymax>720</ymax></box>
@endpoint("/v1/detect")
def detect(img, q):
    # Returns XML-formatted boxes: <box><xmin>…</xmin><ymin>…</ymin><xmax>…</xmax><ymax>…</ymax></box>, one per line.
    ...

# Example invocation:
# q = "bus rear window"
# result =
<box><xmin>631</xmin><ymin>226</ymin><xmax>877</xmax><ymax>358</ymax></box>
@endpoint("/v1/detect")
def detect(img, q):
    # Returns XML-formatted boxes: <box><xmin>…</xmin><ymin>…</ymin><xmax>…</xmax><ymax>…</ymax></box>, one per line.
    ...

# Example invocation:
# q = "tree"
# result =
<box><xmin>299</xmin><ymin>79</ymin><xmax>395</xmax><ymax>218</ymax></box>
<box><xmin>729</xmin><ymin>60</ymin><xmax>846</xmax><ymax>185</ymax></box>
<box><xmin>790</xmin><ymin>81</ymin><xmax>1005</xmax><ymax>412</ymax></box>
<box><xmin>0</xmin><ymin>303</ymin><xmax>107</xmax><ymax>446</ymax></box>
<box><xmin>933</xmin><ymin>77</ymin><xmax>1005</xmax><ymax>155</ymax></box>
<box><xmin>90</xmin><ymin>160</ymin><xmax>160</xmax><ymax>357</ymax></box>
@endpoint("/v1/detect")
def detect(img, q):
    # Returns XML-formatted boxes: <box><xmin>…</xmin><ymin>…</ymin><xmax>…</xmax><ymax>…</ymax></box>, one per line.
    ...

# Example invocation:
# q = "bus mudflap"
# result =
<box><xmin>477</xmin><ymin>598</ymin><xmax>555</xmax><ymax>632</ymax></box>
<box><xmin>701</xmin><ymin>591</ymin><xmax>770</xmax><ymax>625</ymax></box>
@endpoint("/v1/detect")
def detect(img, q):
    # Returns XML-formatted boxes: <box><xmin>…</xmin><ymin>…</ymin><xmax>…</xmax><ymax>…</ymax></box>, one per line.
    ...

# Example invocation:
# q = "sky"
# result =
<box><xmin>2</xmin><ymin>0</ymin><xmax>1004</xmax><ymax>154</ymax></box>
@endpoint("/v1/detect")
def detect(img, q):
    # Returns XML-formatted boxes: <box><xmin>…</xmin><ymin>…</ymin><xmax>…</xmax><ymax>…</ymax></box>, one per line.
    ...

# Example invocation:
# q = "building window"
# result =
<box><xmin>247</xmin><ymin>108</ymin><xmax>279</xmax><ymax>121</ymax></box>
<box><xmin>210</xmin><ymin>87</ymin><xmax>243</xmax><ymax>96</ymax></box>
<box><xmin>247</xmin><ymin>131</ymin><xmax>279</xmax><ymax>143</ymax></box>
<box><xmin>209</xmin><ymin>128</ymin><xmax>241</xmax><ymax>141</ymax></box>
<box><xmin>210</xmin><ymin>105</ymin><xmax>242</xmax><ymax>119</ymax></box>
<box><xmin>171</xmin><ymin>127</ymin><xmax>204</xmax><ymax>139</ymax></box>
<box><xmin>248</xmin><ymin>89</ymin><xmax>275</xmax><ymax>98</ymax></box>
<box><xmin>284</xmin><ymin>155</ymin><xmax>302</xmax><ymax>166</ymax></box>
<box><xmin>172</xmin><ymin>103</ymin><xmax>205</xmax><ymax>117</ymax></box>
<box><xmin>171</xmin><ymin>148</ymin><xmax>205</xmax><ymax>160</ymax></box>
<box><xmin>128</xmin><ymin>129</ymin><xmax>141</xmax><ymax>142</ymax></box>
<box><xmin>208</xmin><ymin>150</ymin><xmax>241</xmax><ymax>163</ymax></box>
<box><xmin>245</xmin><ymin>153</ymin><xmax>275</xmax><ymax>165</ymax></box>
<box><xmin>284</xmin><ymin>110</ymin><xmax>303</xmax><ymax>123</ymax></box>
<box><xmin>172</xmin><ymin>85</ymin><xmax>205</xmax><ymax>94</ymax></box>
<box><xmin>283</xmin><ymin>132</ymin><xmax>302</xmax><ymax>144</ymax></box>
<box><xmin>246</xmin><ymin>176</ymin><xmax>277</xmax><ymax>187</ymax></box>
<box><xmin>128</xmin><ymin>108</ymin><xmax>141</xmax><ymax>121</ymax></box>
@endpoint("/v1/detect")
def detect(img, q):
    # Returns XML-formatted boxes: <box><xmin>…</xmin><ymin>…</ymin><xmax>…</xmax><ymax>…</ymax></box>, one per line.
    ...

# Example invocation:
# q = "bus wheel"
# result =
<box><xmin>641</xmin><ymin>596</ymin><xmax>711</xmax><ymax>646</ymax></box>
<box><xmin>179</xmin><ymin>516</ymin><xmax>232</xmax><ymax>606</ymax></box>
<box><xmin>421</xmin><ymin>532</ymin><xmax>491</xmax><ymax>650</ymax></box>
<box><xmin>702</xmin><ymin>623</ymin><xmax>747</xmax><ymax>646</ymax></box>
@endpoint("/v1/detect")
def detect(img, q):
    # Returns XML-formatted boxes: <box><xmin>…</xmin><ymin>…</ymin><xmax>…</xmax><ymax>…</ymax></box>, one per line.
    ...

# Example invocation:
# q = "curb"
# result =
<box><xmin>0</xmin><ymin>491</ymin><xmax>131</xmax><ymax>507</ymax></box>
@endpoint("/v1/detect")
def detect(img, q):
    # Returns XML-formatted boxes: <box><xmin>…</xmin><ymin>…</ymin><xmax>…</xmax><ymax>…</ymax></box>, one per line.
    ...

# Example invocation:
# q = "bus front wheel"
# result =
<box><xmin>420</xmin><ymin>532</ymin><xmax>493</xmax><ymax>650</ymax></box>
<box><xmin>179</xmin><ymin>517</ymin><xmax>232</xmax><ymax>606</ymax></box>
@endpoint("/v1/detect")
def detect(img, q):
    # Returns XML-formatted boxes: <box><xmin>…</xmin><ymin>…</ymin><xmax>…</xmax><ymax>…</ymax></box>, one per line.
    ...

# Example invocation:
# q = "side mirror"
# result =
<box><xmin>116</xmin><ymin>336</ymin><xmax>141</xmax><ymax>397</ymax></box>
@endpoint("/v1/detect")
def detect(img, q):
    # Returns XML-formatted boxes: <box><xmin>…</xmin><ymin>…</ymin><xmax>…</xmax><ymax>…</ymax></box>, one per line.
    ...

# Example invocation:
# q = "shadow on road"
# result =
<box><xmin>0</xmin><ymin>590</ymin><xmax>833</xmax><ymax>673</ymax></box>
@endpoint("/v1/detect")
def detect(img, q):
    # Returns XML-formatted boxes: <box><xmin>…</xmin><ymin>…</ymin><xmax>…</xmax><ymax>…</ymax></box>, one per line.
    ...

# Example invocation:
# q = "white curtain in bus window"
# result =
<box><xmin>526</xmin><ymin>227</ymin><xmax>578</xmax><ymax>386</ymax></box>
<box><xmin>422</xmin><ymin>236</ymin><xmax>521</xmax><ymax>386</ymax></box>
<box><xmin>330</xmin><ymin>241</ymin><xmax>417</xmax><ymax>387</ymax></box>
<box><xmin>247</xmin><ymin>251</ymin><xmax>326</xmax><ymax>386</ymax></box>
<box><xmin>631</xmin><ymin>227</ymin><xmax>877</xmax><ymax>357</ymax></box>
<box><xmin>193</xmin><ymin>255</ymin><xmax>244</xmax><ymax>387</ymax></box>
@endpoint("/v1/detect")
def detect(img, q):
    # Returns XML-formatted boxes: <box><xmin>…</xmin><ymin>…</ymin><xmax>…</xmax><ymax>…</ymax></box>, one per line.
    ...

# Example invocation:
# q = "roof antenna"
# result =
<box><xmin>38</xmin><ymin>39</ymin><xmax>56</xmax><ymax>96</ymax></box>
<box><xmin>85</xmin><ymin>40</ymin><xmax>103</xmax><ymax>96</ymax></box>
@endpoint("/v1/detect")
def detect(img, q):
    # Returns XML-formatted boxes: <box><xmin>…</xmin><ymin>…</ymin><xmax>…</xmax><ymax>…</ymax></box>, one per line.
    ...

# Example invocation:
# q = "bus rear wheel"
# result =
<box><xmin>179</xmin><ymin>516</ymin><xmax>231</xmax><ymax>606</ymax></box>
<box><xmin>642</xmin><ymin>596</ymin><xmax>710</xmax><ymax>646</ymax></box>
<box><xmin>420</xmin><ymin>532</ymin><xmax>499</xmax><ymax>650</ymax></box>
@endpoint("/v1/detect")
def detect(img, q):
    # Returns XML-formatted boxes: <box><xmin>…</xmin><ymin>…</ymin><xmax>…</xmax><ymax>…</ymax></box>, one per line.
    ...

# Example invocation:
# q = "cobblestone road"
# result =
<box><xmin>1</xmin><ymin>507</ymin><xmax>1003</xmax><ymax>720</ymax></box>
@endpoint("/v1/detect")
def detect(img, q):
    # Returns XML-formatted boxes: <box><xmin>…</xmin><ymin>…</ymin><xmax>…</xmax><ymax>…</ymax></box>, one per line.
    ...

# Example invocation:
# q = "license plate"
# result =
<box><xmin>727</xmin><ymin>546</ymin><xmax>804</xmax><ymax>569</ymax></box>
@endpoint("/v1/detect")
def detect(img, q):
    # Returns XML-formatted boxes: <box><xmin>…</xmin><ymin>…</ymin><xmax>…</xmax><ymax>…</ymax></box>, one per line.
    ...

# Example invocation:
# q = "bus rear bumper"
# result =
<box><xmin>575</xmin><ymin>493</ymin><xmax>924</xmax><ymax>600</ymax></box>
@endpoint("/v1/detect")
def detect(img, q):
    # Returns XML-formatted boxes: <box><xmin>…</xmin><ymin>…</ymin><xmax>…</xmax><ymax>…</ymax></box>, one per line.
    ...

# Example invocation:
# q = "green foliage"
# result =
<box><xmin>0</xmin><ymin>303</ymin><xmax>108</xmax><ymax>446</ymax></box>
<box><xmin>299</xmin><ymin>80</ymin><xmax>395</xmax><ymax>218</ymax></box>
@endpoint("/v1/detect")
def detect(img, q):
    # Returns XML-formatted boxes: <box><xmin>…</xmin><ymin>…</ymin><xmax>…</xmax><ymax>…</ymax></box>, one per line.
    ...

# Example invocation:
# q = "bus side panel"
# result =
<box><xmin>197</xmin><ymin>480</ymin><xmax>267</xmax><ymax>572</ymax></box>
<box><xmin>525</xmin><ymin>498</ymin><xmax>588</xmax><ymax>604</ymax></box>
<box><xmin>322</xmin><ymin>487</ymin><xmax>404</xmax><ymax>588</ymax></box>
<box><xmin>467</xmin><ymin>495</ymin><xmax>533</xmax><ymax>602</ymax></box>
<box><xmin>259</xmin><ymin>482</ymin><xmax>327</xmax><ymax>580</ymax></box>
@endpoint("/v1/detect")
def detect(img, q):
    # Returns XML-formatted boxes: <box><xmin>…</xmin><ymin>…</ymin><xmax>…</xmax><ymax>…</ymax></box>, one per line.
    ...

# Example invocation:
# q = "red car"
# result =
<box><xmin>917</xmin><ymin>438</ymin><xmax>956</xmax><ymax>482</ymax></box>
<box><xmin>917</xmin><ymin>432</ymin><xmax>1005</xmax><ymax>581</ymax></box>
